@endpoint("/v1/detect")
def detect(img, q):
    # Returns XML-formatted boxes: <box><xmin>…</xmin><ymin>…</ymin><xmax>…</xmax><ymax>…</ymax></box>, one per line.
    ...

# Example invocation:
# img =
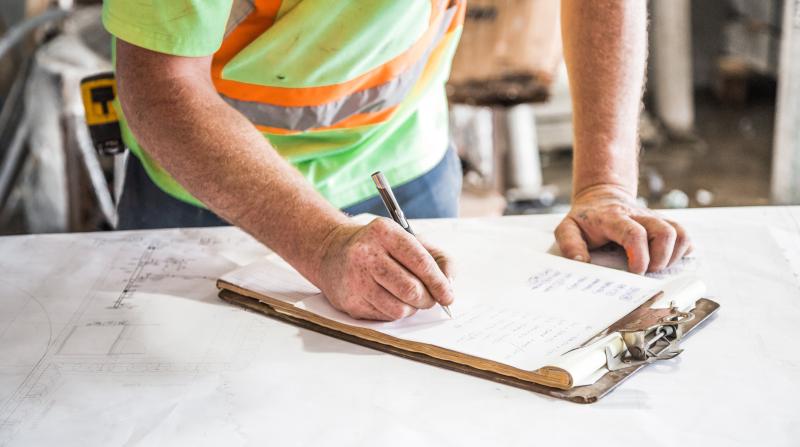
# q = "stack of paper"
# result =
<box><xmin>218</xmin><ymin>218</ymin><xmax>705</xmax><ymax>389</ymax></box>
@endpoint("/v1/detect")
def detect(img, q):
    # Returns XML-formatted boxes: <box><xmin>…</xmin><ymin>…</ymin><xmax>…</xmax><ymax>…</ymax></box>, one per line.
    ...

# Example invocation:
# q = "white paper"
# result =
<box><xmin>3</xmin><ymin>208</ymin><xmax>800</xmax><ymax>446</ymax></box>
<box><xmin>221</xmin><ymin>223</ymin><xmax>661</xmax><ymax>370</ymax></box>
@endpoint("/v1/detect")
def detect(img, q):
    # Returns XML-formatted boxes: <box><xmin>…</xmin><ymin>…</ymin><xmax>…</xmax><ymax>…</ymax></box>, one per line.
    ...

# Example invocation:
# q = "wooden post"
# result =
<box><xmin>772</xmin><ymin>0</ymin><xmax>800</xmax><ymax>204</ymax></box>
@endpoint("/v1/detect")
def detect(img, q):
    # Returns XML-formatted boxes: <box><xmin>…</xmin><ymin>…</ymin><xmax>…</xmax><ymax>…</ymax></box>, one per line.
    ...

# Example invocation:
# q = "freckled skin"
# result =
<box><xmin>554</xmin><ymin>1</ymin><xmax>692</xmax><ymax>274</ymax></box>
<box><xmin>115</xmin><ymin>0</ymin><xmax>690</xmax><ymax>320</ymax></box>
<box><xmin>555</xmin><ymin>186</ymin><xmax>692</xmax><ymax>275</ymax></box>
<box><xmin>317</xmin><ymin>218</ymin><xmax>453</xmax><ymax>321</ymax></box>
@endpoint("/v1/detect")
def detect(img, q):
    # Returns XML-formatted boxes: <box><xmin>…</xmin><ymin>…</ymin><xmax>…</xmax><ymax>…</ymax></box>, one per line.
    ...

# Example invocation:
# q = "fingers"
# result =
<box><xmin>326</xmin><ymin>288</ymin><xmax>392</xmax><ymax>321</ymax></box>
<box><xmin>360</xmin><ymin>285</ymin><xmax>417</xmax><ymax>321</ymax></box>
<box><xmin>420</xmin><ymin>240</ymin><xmax>456</xmax><ymax>282</ymax></box>
<box><xmin>350</xmin><ymin>299</ymin><xmax>397</xmax><ymax>321</ymax></box>
<box><xmin>325</xmin><ymin>219</ymin><xmax>455</xmax><ymax>321</ymax></box>
<box><xmin>371</xmin><ymin>256</ymin><xmax>436</xmax><ymax>309</ymax></box>
<box><xmin>631</xmin><ymin>215</ymin><xmax>677</xmax><ymax>272</ymax></box>
<box><xmin>601</xmin><ymin>216</ymin><xmax>650</xmax><ymax>274</ymax></box>
<box><xmin>554</xmin><ymin>191</ymin><xmax>694</xmax><ymax>275</ymax></box>
<box><xmin>665</xmin><ymin>219</ymin><xmax>692</xmax><ymax>265</ymax></box>
<box><xmin>554</xmin><ymin>218</ymin><xmax>590</xmax><ymax>262</ymax></box>
<box><xmin>374</xmin><ymin>220</ymin><xmax>455</xmax><ymax>306</ymax></box>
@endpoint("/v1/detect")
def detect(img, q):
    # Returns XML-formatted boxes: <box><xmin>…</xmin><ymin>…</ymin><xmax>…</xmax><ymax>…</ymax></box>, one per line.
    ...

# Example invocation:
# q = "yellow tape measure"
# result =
<box><xmin>80</xmin><ymin>72</ymin><xmax>124</xmax><ymax>155</ymax></box>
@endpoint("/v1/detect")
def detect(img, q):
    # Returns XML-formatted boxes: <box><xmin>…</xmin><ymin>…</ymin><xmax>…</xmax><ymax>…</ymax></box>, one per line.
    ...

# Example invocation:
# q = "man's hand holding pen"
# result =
<box><xmin>315</xmin><ymin>219</ymin><xmax>455</xmax><ymax>321</ymax></box>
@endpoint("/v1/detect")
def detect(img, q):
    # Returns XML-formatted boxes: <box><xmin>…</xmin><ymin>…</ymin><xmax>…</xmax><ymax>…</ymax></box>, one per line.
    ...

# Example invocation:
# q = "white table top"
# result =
<box><xmin>1</xmin><ymin>206</ymin><xmax>799</xmax><ymax>446</ymax></box>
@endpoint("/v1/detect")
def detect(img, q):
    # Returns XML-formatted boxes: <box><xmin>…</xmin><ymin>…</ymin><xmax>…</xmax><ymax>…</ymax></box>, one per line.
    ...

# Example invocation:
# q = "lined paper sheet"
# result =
<box><xmin>220</xmin><ymin>221</ymin><xmax>661</xmax><ymax>371</ymax></box>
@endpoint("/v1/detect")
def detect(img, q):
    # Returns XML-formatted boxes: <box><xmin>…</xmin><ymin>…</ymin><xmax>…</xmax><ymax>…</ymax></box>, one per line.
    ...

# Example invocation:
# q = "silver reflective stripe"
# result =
<box><xmin>220</xmin><ymin>4</ymin><xmax>458</xmax><ymax>132</ymax></box>
<box><xmin>224</xmin><ymin>0</ymin><xmax>255</xmax><ymax>39</ymax></box>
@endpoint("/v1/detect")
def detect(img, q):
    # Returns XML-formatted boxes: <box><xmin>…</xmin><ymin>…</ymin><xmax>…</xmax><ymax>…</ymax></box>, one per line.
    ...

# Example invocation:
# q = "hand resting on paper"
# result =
<box><xmin>315</xmin><ymin>218</ymin><xmax>455</xmax><ymax>321</ymax></box>
<box><xmin>554</xmin><ymin>185</ymin><xmax>693</xmax><ymax>275</ymax></box>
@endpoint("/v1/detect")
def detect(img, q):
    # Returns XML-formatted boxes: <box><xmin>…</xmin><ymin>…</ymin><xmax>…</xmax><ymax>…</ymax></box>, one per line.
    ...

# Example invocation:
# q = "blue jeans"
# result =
<box><xmin>117</xmin><ymin>147</ymin><xmax>462</xmax><ymax>230</ymax></box>
<box><xmin>342</xmin><ymin>146</ymin><xmax>462</xmax><ymax>219</ymax></box>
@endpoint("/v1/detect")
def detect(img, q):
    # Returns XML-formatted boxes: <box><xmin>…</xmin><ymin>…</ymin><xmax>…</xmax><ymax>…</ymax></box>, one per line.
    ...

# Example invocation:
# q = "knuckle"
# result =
<box><xmin>370</xmin><ymin>218</ymin><xmax>392</xmax><ymax>234</ymax></box>
<box><xmin>372</xmin><ymin>262</ymin><xmax>389</xmax><ymax>279</ymax></box>
<box><xmin>349</xmin><ymin>242</ymin><xmax>372</xmax><ymax>259</ymax></box>
<box><xmin>655</xmin><ymin>225</ymin><xmax>677</xmax><ymax>241</ymax></box>
<box><xmin>419</xmin><ymin>259</ymin><xmax>438</xmax><ymax>277</ymax></box>
<box><xmin>400</xmin><ymin>280</ymin><xmax>423</xmax><ymax>303</ymax></box>
<box><xmin>554</xmin><ymin>222</ymin><xmax>572</xmax><ymax>238</ymax></box>
<box><xmin>386</xmin><ymin>304</ymin><xmax>407</xmax><ymax>321</ymax></box>
<box><xmin>608</xmin><ymin>204</ymin><xmax>628</xmax><ymax>215</ymax></box>
<box><xmin>429</xmin><ymin>279</ymin><xmax>449</xmax><ymax>299</ymax></box>
<box><xmin>666</xmin><ymin>218</ymin><xmax>686</xmax><ymax>233</ymax></box>
<box><xmin>622</xmin><ymin>227</ymin><xmax>646</xmax><ymax>245</ymax></box>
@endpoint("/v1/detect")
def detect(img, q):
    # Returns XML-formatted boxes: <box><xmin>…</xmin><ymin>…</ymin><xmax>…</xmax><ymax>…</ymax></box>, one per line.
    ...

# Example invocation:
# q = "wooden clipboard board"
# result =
<box><xmin>219</xmin><ymin>288</ymin><xmax>719</xmax><ymax>404</ymax></box>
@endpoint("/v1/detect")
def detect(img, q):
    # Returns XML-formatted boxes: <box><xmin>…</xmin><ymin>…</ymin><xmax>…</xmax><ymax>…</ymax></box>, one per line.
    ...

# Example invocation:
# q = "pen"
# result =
<box><xmin>371</xmin><ymin>171</ymin><xmax>453</xmax><ymax>319</ymax></box>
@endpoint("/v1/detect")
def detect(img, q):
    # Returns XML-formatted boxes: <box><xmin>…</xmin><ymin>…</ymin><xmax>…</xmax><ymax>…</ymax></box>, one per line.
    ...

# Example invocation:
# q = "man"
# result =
<box><xmin>105</xmin><ymin>0</ymin><xmax>691</xmax><ymax>321</ymax></box>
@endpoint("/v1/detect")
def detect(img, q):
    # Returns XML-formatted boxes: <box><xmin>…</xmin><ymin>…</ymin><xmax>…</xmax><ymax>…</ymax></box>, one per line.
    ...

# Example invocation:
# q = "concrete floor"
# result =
<box><xmin>642</xmin><ymin>89</ymin><xmax>774</xmax><ymax>207</ymax></box>
<box><xmin>536</xmin><ymin>88</ymin><xmax>775</xmax><ymax>212</ymax></box>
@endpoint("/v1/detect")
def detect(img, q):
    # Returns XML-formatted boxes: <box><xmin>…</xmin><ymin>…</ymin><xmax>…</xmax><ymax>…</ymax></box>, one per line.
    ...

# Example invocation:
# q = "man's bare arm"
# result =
<box><xmin>554</xmin><ymin>0</ymin><xmax>692</xmax><ymax>273</ymax></box>
<box><xmin>116</xmin><ymin>41</ymin><xmax>344</xmax><ymax>282</ymax></box>
<box><xmin>115</xmin><ymin>40</ymin><xmax>454</xmax><ymax>319</ymax></box>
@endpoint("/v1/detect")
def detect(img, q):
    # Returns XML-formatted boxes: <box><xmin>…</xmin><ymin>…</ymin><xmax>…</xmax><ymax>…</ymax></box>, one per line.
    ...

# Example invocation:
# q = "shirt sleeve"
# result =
<box><xmin>102</xmin><ymin>0</ymin><xmax>234</xmax><ymax>57</ymax></box>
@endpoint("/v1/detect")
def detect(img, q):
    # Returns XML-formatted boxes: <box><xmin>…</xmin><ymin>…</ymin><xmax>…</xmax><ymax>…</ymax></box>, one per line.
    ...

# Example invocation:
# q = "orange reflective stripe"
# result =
<box><xmin>213</xmin><ymin>0</ymin><xmax>464</xmax><ymax>134</ymax></box>
<box><xmin>254</xmin><ymin>106</ymin><xmax>400</xmax><ymax>135</ymax></box>
<box><xmin>211</xmin><ymin>0</ymin><xmax>282</xmax><ymax>85</ymax></box>
<box><xmin>212</xmin><ymin>0</ymin><xmax>448</xmax><ymax>107</ymax></box>
<box><xmin>241</xmin><ymin>11</ymin><xmax>457</xmax><ymax>135</ymax></box>
<box><xmin>250</xmin><ymin>27</ymin><xmax>461</xmax><ymax>135</ymax></box>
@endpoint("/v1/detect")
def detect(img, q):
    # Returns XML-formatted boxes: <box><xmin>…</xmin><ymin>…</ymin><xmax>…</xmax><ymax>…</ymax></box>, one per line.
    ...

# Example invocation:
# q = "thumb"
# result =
<box><xmin>554</xmin><ymin>218</ymin><xmax>591</xmax><ymax>262</ymax></box>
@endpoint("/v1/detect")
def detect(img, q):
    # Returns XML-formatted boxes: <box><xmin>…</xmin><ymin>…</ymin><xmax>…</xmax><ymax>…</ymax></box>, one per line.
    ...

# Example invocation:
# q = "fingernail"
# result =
<box><xmin>573</xmin><ymin>255</ymin><xmax>584</xmax><ymax>262</ymax></box>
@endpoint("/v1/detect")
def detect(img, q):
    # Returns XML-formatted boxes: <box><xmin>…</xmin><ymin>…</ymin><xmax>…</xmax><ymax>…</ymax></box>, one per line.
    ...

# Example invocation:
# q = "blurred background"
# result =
<box><xmin>0</xmin><ymin>0</ymin><xmax>797</xmax><ymax>235</ymax></box>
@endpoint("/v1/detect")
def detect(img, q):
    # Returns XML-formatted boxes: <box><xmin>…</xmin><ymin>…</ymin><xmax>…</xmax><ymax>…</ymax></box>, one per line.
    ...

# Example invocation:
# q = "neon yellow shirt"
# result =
<box><xmin>102</xmin><ymin>0</ymin><xmax>463</xmax><ymax>208</ymax></box>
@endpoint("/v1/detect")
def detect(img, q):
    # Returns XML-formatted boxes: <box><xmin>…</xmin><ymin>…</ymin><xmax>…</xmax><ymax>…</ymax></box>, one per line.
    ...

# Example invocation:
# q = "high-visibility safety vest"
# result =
<box><xmin>103</xmin><ymin>0</ymin><xmax>466</xmax><ymax>209</ymax></box>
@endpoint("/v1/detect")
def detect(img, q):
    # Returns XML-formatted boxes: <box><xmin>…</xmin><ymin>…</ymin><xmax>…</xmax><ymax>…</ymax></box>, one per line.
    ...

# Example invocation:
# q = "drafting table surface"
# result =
<box><xmin>1</xmin><ymin>206</ymin><xmax>799</xmax><ymax>446</ymax></box>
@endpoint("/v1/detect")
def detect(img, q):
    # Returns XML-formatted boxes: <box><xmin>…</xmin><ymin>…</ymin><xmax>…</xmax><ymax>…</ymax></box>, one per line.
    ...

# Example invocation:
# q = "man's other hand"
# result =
<box><xmin>554</xmin><ymin>185</ymin><xmax>692</xmax><ymax>274</ymax></box>
<box><xmin>316</xmin><ymin>218</ymin><xmax>455</xmax><ymax>321</ymax></box>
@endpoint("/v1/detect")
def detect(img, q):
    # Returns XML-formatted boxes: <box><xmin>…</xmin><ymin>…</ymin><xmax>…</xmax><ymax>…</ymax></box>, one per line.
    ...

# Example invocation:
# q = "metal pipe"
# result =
<box><xmin>772</xmin><ymin>0</ymin><xmax>800</xmax><ymax>204</ymax></box>
<box><xmin>0</xmin><ymin>115</ymin><xmax>30</xmax><ymax>208</ymax></box>
<box><xmin>505</xmin><ymin>104</ymin><xmax>543</xmax><ymax>197</ymax></box>
<box><xmin>0</xmin><ymin>8</ymin><xmax>70</xmax><ymax>62</ymax></box>
<box><xmin>651</xmin><ymin>0</ymin><xmax>695</xmax><ymax>135</ymax></box>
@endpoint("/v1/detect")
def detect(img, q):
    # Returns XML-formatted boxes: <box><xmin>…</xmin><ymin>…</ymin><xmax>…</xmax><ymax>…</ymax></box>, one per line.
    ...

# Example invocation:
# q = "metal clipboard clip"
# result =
<box><xmin>541</xmin><ymin>276</ymin><xmax>718</xmax><ymax>403</ymax></box>
<box><xmin>604</xmin><ymin>302</ymin><xmax>696</xmax><ymax>371</ymax></box>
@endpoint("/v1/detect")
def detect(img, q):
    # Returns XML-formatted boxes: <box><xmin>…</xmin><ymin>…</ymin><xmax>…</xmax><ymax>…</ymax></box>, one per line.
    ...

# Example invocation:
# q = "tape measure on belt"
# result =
<box><xmin>80</xmin><ymin>72</ymin><xmax>125</xmax><ymax>155</ymax></box>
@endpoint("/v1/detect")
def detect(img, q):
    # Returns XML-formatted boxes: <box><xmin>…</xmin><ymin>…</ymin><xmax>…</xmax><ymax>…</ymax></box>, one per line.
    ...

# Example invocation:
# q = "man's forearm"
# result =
<box><xmin>561</xmin><ymin>0</ymin><xmax>647</xmax><ymax>196</ymax></box>
<box><xmin>116</xmin><ymin>41</ymin><xmax>347</xmax><ymax>284</ymax></box>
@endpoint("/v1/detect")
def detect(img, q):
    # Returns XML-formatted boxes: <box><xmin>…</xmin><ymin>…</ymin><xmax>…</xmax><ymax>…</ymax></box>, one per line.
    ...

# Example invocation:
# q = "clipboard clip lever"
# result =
<box><xmin>605</xmin><ymin>303</ymin><xmax>695</xmax><ymax>371</ymax></box>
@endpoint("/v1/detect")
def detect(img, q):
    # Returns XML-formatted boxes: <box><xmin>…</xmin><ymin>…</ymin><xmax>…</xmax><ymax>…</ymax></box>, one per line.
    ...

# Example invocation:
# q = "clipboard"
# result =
<box><xmin>218</xmin><ymin>287</ymin><xmax>719</xmax><ymax>404</ymax></box>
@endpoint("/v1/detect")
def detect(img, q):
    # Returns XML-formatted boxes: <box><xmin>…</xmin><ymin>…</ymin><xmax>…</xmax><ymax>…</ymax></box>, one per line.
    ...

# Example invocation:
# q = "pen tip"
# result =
<box><xmin>443</xmin><ymin>305</ymin><xmax>453</xmax><ymax>319</ymax></box>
